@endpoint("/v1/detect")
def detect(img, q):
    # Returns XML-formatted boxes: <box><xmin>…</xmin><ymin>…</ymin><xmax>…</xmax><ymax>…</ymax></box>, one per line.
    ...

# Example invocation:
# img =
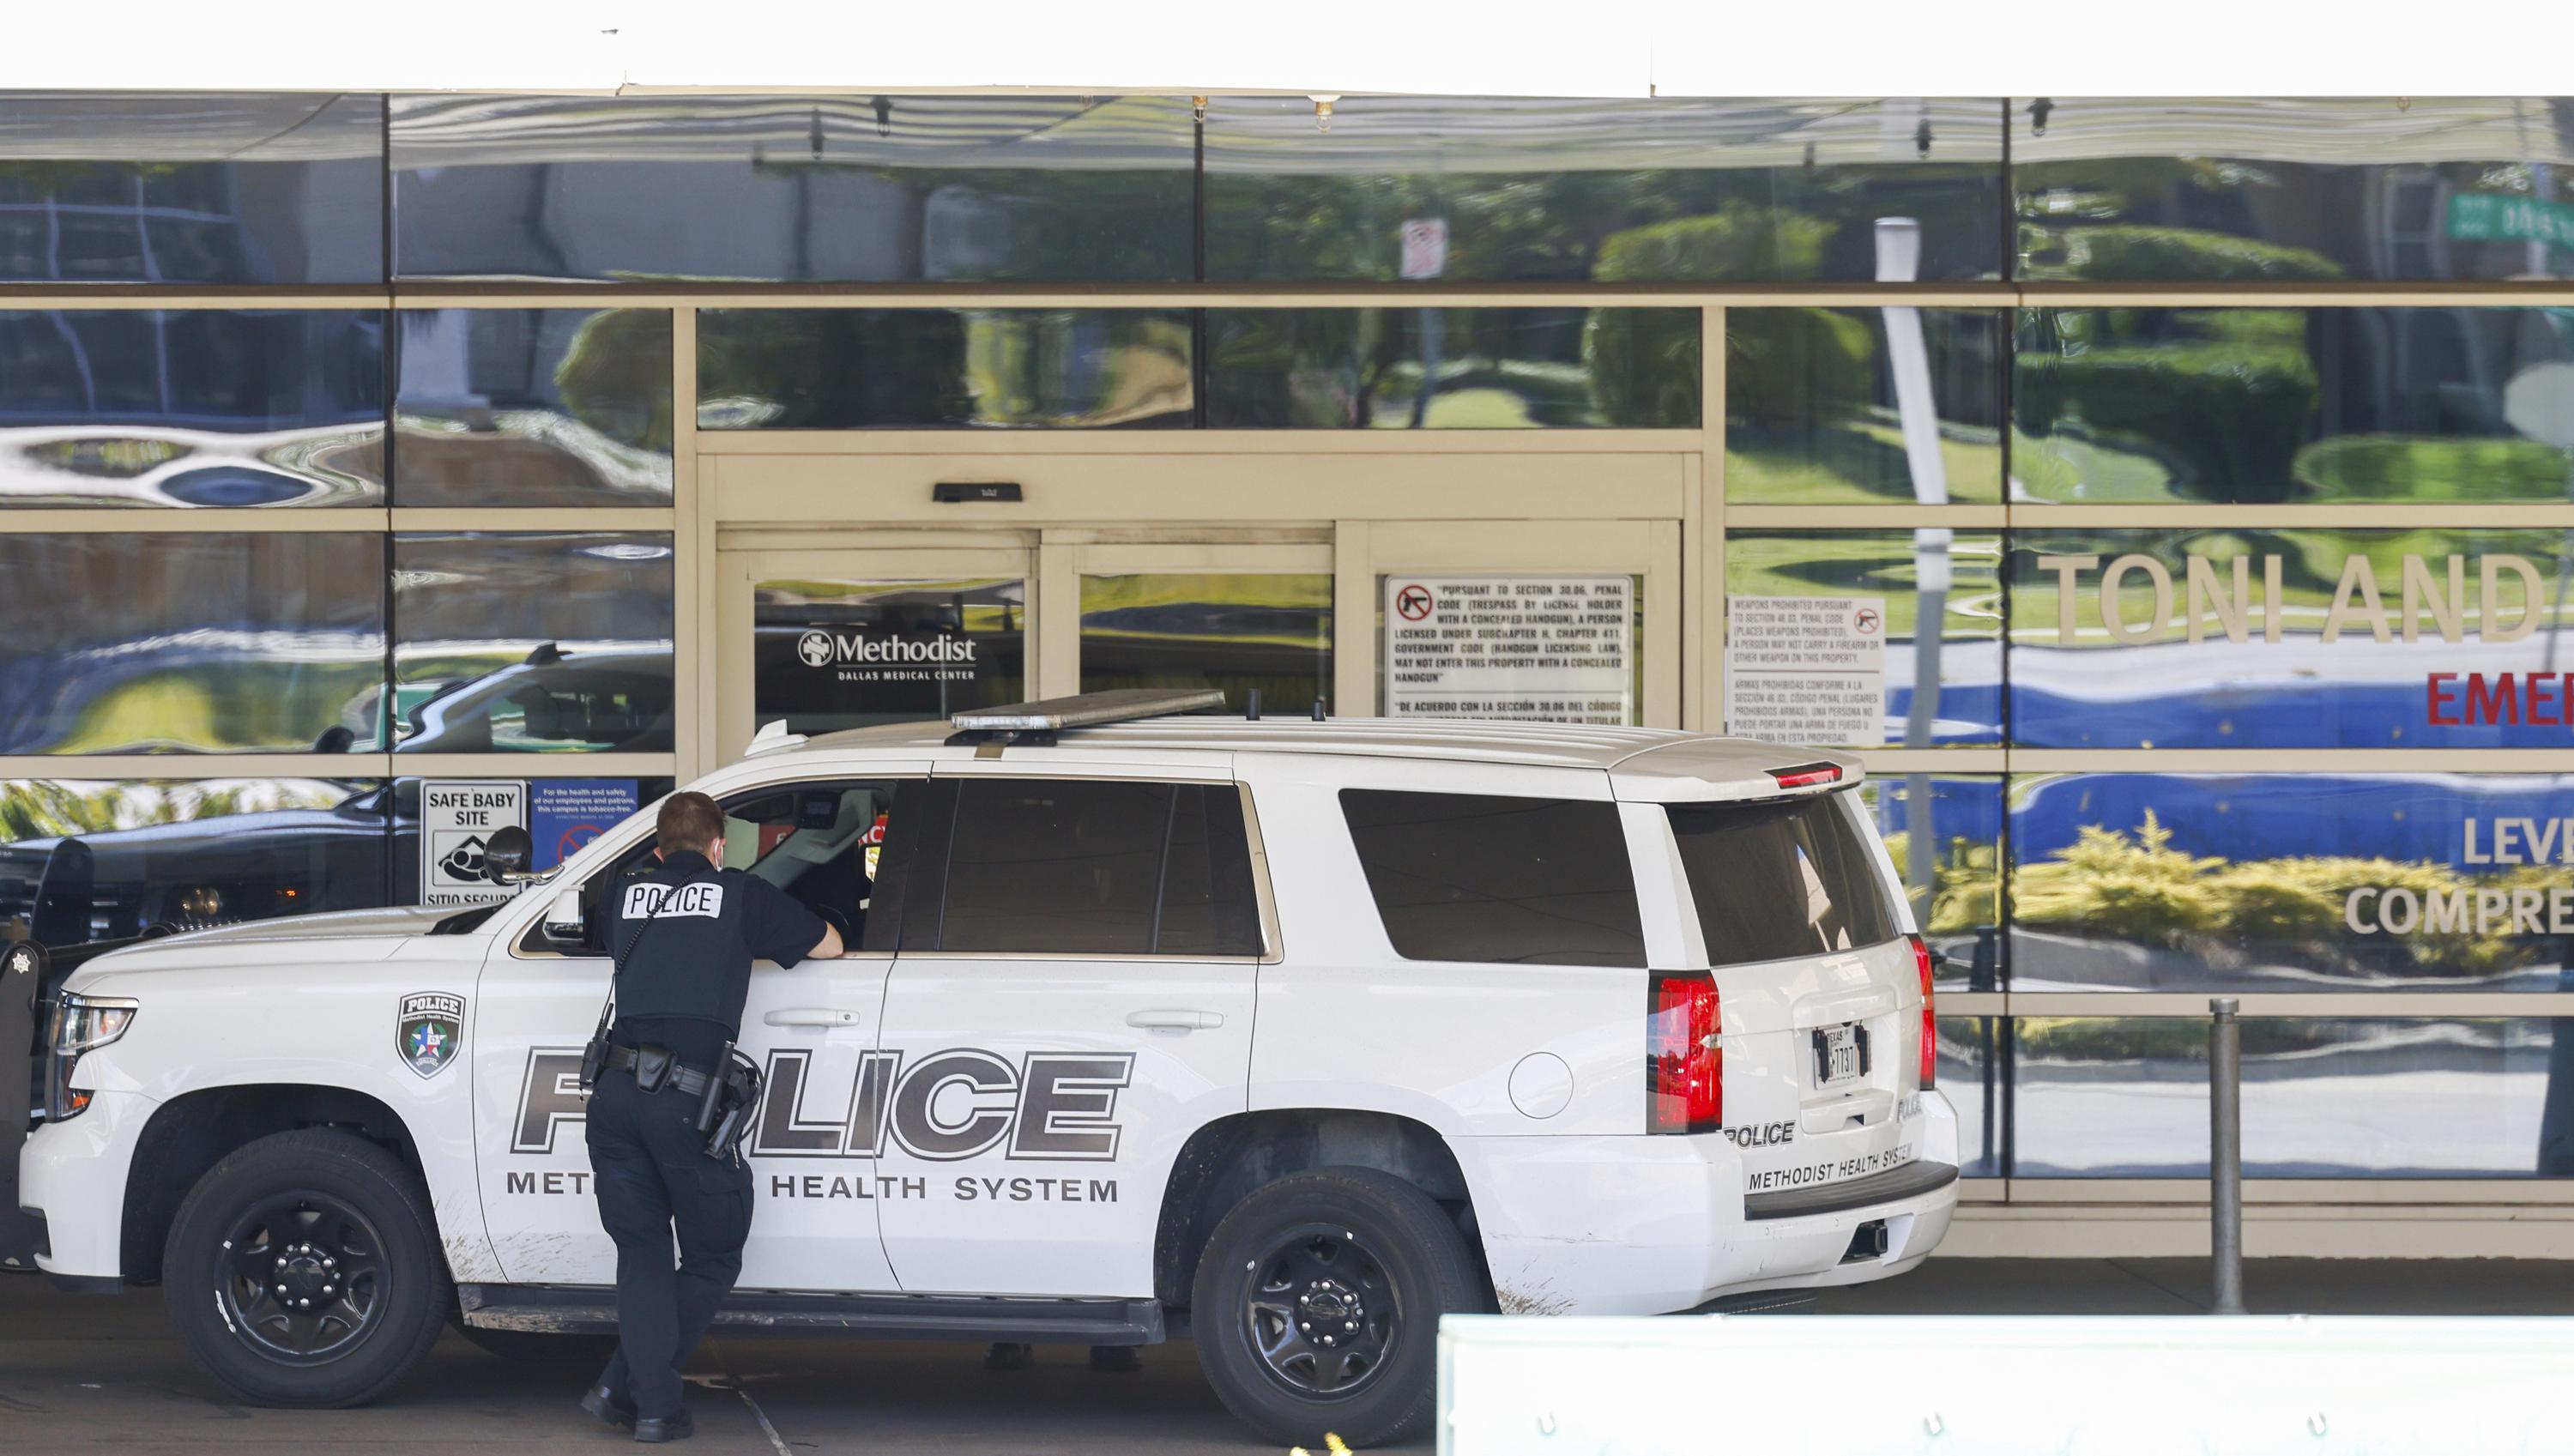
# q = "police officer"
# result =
<box><xmin>580</xmin><ymin>791</ymin><xmax>843</xmax><ymax>1443</ymax></box>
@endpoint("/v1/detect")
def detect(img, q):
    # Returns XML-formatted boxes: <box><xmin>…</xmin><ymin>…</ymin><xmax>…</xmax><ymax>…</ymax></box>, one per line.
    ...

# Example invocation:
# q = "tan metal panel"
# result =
<box><xmin>0</xmin><ymin>509</ymin><xmax>391</xmax><ymax>533</ymax></box>
<box><xmin>698</xmin><ymin>429</ymin><xmax>1701</xmax><ymax>456</ymax></box>
<box><xmin>1726</xmin><ymin>504</ymin><xmax>2010</xmax><ymax>529</ymax></box>
<box><xmin>710</xmin><ymin>452</ymin><xmax>1689</xmax><ymax>524</ymax></box>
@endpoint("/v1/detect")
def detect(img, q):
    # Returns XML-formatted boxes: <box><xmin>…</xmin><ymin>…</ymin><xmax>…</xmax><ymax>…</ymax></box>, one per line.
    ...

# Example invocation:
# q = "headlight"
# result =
<box><xmin>45</xmin><ymin>993</ymin><xmax>137</xmax><ymax>1121</ymax></box>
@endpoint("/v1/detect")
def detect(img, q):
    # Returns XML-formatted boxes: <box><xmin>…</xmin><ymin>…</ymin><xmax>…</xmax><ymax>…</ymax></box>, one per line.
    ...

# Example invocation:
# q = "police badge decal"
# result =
<box><xmin>398</xmin><ymin>992</ymin><xmax>466</xmax><ymax>1079</ymax></box>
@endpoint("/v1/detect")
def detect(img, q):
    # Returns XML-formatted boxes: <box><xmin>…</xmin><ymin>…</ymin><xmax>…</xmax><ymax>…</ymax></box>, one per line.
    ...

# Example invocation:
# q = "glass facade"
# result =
<box><xmin>1079</xmin><ymin>572</ymin><xmax>1332</xmax><ymax>716</ymax></box>
<box><xmin>1727</xmin><ymin>308</ymin><xmax>2003</xmax><ymax>504</ymax></box>
<box><xmin>1723</xmin><ymin>531</ymin><xmax>2005</xmax><ymax>746</ymax></box>
<box><xmin>390</xmin><ymin>94</ymin><xmax>1195</xmax><ymax>283</ymax></box>
<box><xmin>0</xmin><ymin>310</ymin><xmax>385</xmax><ymax>507</ymax></box>
<box><xmin>14</xmin><ymin>88</ymin><xmax>2574</xmax><ymax>1217</ymax></box>
<box><xmin>2014</xmin><ymin>98</ymin><xmax>2574</xmax><ymax>283</ymax></box>
<box><xmin>0</xmin><ymin>777</ymin><xmax>390</xmax><ymax>945</ymax></box>
<box><xmin>0</xmin><ymin>93</ymin><xmax>383</xmax><ymax>285</ymax></box>
<box><xmin>1203</xmin><ymin>96</ymin><xmax>2006</xmax><ymax>282</ymax></box>
<box><xmin>1205</xmin><ymin>307</ymin><xmax>1701</xmax><ymax>428</ymax></box>
<box><xmin>394</xmin><ymin>310</ymin><xmax>673</xmax><ymax>507</ymax></box>
<box><xmin>0</xmin><ymin>533</ymin><xmax>387</xmax><ymax>753</ymax></box>
<box><xmin>2016</xmin><ymin>307</ymin><xmax>2574</xmax><ymax>504</ymax></box>
<box><xmin>699</xmin><ymin>309</ymin><xmax>1192</xmax><ymax>430</ymax></box>
<box><xmin>751</xmin><ymin>576</ymin><xmax>1028</xmax><ymax>735</ymax></box>
<box><xmin>390</xmin><ymin>534</ymin><xmax>676</xmax><ymax>753</ymax></box>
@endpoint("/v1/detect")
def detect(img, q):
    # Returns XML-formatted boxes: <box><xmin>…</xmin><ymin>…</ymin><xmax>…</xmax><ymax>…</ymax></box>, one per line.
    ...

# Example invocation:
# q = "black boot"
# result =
<box><xmin>633</xmin><ymin>1409</ymin><xmax>695</xmax><ymax>1443</ymax></box>
<box><xmin>580</xmin><ymin>1383</ymin><xmax>637</xmax><ymax>1430</ymax></box>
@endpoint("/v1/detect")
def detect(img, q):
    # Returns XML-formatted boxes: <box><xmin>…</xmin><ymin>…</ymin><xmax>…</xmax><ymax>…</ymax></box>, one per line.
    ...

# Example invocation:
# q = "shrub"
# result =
<box><xmin>2014</xmin><ymin>341</ymin><xmax>2317</xmax><ymax>501</ymax></box>
<box><xmin>1584</xmin><ymin>204</ymin><xmax>1834</xmax><ymax>427</ymax></box>
<box><xmin>2032</xmin><ymin>225</ymin><xmax>2344</xmax><ymax>283</ymax></box>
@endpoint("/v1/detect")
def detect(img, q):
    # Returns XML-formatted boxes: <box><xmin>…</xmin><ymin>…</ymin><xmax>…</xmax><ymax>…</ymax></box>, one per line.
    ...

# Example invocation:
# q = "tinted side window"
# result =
<box><xmin>937</xmin><ymin>779</ymin><xmax>1260</xmax><ymax>957</ymax></box>
<box><xmin>1338</xmin><ymin>790</ymin><xmax>1644</xmax><ymax>967</ymax></box>
<box><xmin>1153</xmin><ymin>784</ymin><xmax>1264</xmax><ymax>958</ymax></box>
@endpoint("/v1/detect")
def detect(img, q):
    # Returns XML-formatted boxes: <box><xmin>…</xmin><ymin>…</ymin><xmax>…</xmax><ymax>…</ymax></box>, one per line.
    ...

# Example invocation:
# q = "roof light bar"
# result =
<box><xmin>1767</xmin><ymin>763</ymin><xmax>1844</xmax><ymax>789</ymax></box>
<box><xmin>951</xmin><ymin>688</ymin><xmax>1227</xmax><ymax>734</ymax></box>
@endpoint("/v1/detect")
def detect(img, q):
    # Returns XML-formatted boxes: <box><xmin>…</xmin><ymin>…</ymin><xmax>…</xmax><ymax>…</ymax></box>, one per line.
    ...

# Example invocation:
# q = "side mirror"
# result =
<box><xmin>483</xmin><ymin>825</ymin><xmax>537</xmax><ymax>885</ymax></box>
<box><xmin>543</xmin><ymin>887</ymin><xmax>588</xmax><ymax>939</ymax></box>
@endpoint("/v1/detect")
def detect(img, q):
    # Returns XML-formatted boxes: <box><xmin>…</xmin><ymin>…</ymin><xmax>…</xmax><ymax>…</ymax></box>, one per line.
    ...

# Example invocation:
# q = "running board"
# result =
<box><xmin>456</xmin><ymin>1284</ymin><xmax>1164</xmax><ymax>1345</ymax></box>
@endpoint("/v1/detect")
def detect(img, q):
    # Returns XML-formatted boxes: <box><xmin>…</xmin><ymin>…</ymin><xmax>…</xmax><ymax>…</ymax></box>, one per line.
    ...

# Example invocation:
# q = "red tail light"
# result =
<box><xmin>1767</xmin><ymin>763</ymin><xmax>1843</xmax><ymax>790</ymax></box>
<box><xmin>1911</xmin><ymin>933</ymin><xmax>1937</xmax><ymax>1090</ymax></box>
<box><xmin>1647</xmin><ymin>972</ymin><xmax>1722</xmax><ymax>1134</ymax></box>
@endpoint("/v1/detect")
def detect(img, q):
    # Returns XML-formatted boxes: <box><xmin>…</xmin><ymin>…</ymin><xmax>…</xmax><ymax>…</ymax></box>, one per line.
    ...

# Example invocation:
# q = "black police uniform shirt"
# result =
<box><xmin>608</xmin><ymin>849</ymin><xmax>829</xmax><ymax>1070</ymax></box>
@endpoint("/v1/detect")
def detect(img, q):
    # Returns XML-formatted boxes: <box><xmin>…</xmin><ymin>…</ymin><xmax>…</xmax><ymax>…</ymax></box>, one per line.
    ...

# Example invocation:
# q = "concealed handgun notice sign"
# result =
<box><xmin>423</xmin><ymin>781</ymin><xmax>527</xmax><ymax>908</ymax></box>
<box><xmin>1383</xmin><ymin>575</ymin><xmax>1634</xmax><ymax>725</ymax></box>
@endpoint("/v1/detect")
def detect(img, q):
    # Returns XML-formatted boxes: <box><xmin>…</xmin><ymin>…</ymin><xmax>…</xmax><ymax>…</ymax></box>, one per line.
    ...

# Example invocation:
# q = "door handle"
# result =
<box><xmin>1126</xmin><ymin>1009</ymin><xmax>1224</xmax><ymax>1031</ymax></box>
<box><xmin>764</xmin><ymin>1007</ymin><xmax>863</xmax><ymax>1028</ymax></box>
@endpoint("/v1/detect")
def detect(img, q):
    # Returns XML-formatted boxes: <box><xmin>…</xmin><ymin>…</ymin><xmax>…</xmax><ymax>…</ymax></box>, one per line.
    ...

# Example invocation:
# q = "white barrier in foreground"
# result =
<box><xmin>1438</xmin><ymin>1314</ymin><xmax>2574</xmax><ymax>1455</ymax></box>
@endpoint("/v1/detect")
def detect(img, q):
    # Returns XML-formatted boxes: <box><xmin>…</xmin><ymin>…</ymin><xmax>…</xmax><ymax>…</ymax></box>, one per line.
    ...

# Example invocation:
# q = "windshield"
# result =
<box><xmin>1666</xmin><ymin>790</ymin><xmax>1900</xmax><ymax>966</ymax></box>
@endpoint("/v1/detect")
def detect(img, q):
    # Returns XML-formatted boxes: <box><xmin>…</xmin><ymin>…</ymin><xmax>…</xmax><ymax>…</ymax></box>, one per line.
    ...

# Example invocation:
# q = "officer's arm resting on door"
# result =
<box><xmin>742</xmin><ymin>877</ymin><xmax>844</xmax><ymax>964</ymax></box>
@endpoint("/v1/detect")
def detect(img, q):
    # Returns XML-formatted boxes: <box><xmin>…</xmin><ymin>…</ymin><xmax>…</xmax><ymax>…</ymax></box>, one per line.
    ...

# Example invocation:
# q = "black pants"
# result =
<box><xmin>585</xmin><ymin>1065</ymin><xmax>753</xmax><ymax>1420</ymax></box>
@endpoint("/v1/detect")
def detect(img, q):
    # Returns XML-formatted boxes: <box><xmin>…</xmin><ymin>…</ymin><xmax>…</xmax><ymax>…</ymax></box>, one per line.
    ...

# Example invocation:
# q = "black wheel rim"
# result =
<box><xmin>214</xmin><ymin>1192</ymin><xmax>388</xmax><ymax>1365</ymax></box>
<box><xmin>1242</xmin><ymin>1222</ymin><xmax>1401</xmax><ymax>1401</ymax></box>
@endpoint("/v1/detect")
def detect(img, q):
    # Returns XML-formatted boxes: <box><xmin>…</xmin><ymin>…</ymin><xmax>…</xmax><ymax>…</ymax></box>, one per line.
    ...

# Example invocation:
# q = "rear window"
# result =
<box><xmin>1668</xmin><ymin>792</ymin><xmax>1900</xmax><ymax>965</ymax></box>
<box><xmin>1339</xmin><ymin>789</ymin><xmax>1644</xmax><ymax>967</ymax></box>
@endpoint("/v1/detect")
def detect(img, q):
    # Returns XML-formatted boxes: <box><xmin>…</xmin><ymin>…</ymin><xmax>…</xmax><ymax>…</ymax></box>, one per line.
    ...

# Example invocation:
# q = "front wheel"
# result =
<box><xmin>164</xmin><ymin>1128</ymin><xmax>450</xmax><ymax>1407</ymax></box>
<box><xmin>1190</xmin><ymin>1167</ymin><xmax>1486</xmax><ymax>1448</ymax></box>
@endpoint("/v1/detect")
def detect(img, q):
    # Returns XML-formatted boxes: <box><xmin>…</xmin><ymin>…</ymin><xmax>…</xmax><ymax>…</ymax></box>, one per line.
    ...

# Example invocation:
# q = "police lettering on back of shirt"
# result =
<box><xmin>612</xmin><ymin>849</ymin><xmax>829</xmax><ymax>1067</ymax></box>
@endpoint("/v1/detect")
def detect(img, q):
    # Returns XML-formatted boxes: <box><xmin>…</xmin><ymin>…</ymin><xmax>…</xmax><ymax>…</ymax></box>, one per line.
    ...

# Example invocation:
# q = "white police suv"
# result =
<box><xmin>7</xmin><ymin>690</ymin><xmax>1956</xmax><ymax>1446</ymax></box>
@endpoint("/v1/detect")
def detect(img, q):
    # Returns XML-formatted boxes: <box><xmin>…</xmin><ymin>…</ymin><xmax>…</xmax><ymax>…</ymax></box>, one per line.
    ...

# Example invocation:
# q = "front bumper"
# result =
<box><xmin>21</xmin><ymin>1088</ymin><xmax>156</xmax><ymax>1280</ymax></box>
<box><xmin>1454</xmin><ymin>1090</ymin><xmax>1961</xmax><ymax>1316</ymax></box>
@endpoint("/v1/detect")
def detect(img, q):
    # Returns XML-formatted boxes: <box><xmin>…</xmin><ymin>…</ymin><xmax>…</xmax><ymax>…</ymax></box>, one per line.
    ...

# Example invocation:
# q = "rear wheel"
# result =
<box><xmin>164</xmin><ymin>1128</ymin><xmax>449</xmax><ymax>1407</ymax></box>
<box><xmin>1190</xmin><ymin>1167</ymin><xmax>1484</xmax><ymax>1448</ymax></box>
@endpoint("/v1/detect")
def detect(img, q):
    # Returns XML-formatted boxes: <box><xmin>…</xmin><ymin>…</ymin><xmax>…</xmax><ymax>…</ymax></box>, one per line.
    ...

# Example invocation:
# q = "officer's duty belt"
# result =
<box><xmin>603</xmin><ymin>1042</ymin><xmax>718</xmax><ymax>1098</ymax></box>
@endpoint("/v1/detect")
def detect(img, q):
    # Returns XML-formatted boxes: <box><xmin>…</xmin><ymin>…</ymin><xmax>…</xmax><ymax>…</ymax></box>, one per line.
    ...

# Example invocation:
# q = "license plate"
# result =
<box><xmin>1815</xmin><ymin>1024</ymin><xmax>1863</xmax><ymax>1086</ymax></box>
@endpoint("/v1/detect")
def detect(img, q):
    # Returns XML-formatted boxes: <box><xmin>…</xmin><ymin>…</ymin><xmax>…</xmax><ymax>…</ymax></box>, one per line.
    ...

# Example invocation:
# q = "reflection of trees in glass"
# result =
<box><xmin>1877</xmin><ymin>827</ymin><xmax>1997</xmax><ymax>935</ymax></box>
<box><xmin>2018</xmin><ymin>307</ymin><xmax>2574</xmax><ymax>504</ymax></box>
<box><xmin>553</xmin><ymin>309</ymin><xmax>674</xmax><ymax>452</ymax></box>
<box><xmin>1205</xmin><ymin>308</ymin><xmax>1678</xmax><ymax>428</ymax></box>
<box><xmin>2014</xmin><ymin>810</ymin><xmax>2564</xmax><ymax>981</ymax></box>
<box><xmin>2016</xmin><ymin>310</ymin><xmax>2319</xmax><ymax>502</ymax></box>
<box><xmin>698</xmin><ymin>309</ymin><xmax>1189</xmax><ymax>428</ymax></box>
<box><xmin>0</xmin><ymin>779</ymin><xmax>341</xmax><ymax>842</ymax></box>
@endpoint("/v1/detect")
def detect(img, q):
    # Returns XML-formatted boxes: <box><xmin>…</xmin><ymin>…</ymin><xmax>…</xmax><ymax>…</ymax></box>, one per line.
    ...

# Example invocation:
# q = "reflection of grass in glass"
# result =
<box><xmin>63</xmin><ymin>666</ymin><xmax>381</xmax><ymax>754</ymax></box>
<box><xmin>1722</xmin><ymin>534</ymin><xmax>2007</xmax><ymax>641</ymax></box>
<box><xmin>1078</xmin><ymin>573</ymin><xmax>1330</xmax><ymax>649</ymax></box>
<box><xmin>2013</xmin><ymin>810</ymin><xmax>2563</xmax><ymax>981</ymax></box>
<box><xmin>2010</xmin><ymin>426</ymin><xmax>2176</xmax><ymax>501</ymax></box>
<box><xmin>1726</xmin><ymin>421</ymin><xmax>2003</xmax><ymax>504</ymax></box>
<box><xmin>2010</xmin><ymin>528</ymin><xmax>2567</xmax><ymax>645</ymax></box>
<box><xmin>2296</xmin><ymin>436</ymin><xmax>2574</xmax><ymax>502</ymax></box>
<box><xmin>2021</xmin><ymin>431</ymin><xmax>2574</xmax><ymax>504</ymax></box>
<box><xmin>1372</xmin><ymin>359</ymin><xmax>1598</xmax><ymax>427</ymax></box>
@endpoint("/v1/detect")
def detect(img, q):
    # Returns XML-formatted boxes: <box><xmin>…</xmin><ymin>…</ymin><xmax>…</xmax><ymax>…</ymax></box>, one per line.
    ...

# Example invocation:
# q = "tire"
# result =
<box><xmin>1190</xmin><ymin>1167</ymin><xmax>1486</xmax><ymax>1448</ymax></box>
<box><xmin>164</xmin><ymin>1128</ymin><xmax>450</xmax><ymax>1407</ymax></box>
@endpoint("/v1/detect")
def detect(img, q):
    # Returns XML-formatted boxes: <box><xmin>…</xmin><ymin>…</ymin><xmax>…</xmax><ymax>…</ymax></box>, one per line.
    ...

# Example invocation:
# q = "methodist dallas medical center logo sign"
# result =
<box><xmin>795</xmin><ymin>627</ymin><xmax>978</xmax><ymax>683</ymax></box>
<box><xmin>398</xmin><ymin>992</ymin><xmax>465</xmax><ymax>1079</ymax></box>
